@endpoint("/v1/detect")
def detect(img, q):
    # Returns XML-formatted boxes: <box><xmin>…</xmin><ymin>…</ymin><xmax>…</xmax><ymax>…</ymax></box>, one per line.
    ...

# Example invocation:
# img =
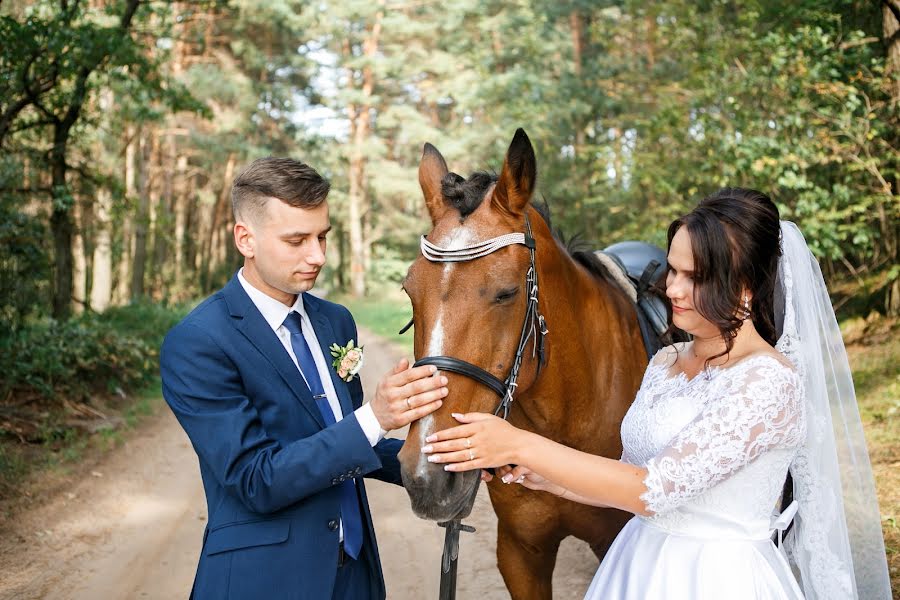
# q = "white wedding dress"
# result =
<box><xmin>585</xmin><ymin>344</ymin><xmax>806</xmax><ymax>600</ymax></box>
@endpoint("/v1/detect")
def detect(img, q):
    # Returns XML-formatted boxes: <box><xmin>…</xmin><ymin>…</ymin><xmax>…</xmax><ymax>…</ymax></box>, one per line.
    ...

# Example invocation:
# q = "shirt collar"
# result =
<box><xmin>237</xmin><ymin>268</ymin><xmax>308</xmax><ymax>332</ymax></box>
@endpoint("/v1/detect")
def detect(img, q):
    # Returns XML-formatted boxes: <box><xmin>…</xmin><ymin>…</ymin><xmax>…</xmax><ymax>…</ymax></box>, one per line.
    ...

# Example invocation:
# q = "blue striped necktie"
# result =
<box><xmin>282</xmin><ymin>311</ymin><xmax>363</xmax><ymax>559</ymax></box>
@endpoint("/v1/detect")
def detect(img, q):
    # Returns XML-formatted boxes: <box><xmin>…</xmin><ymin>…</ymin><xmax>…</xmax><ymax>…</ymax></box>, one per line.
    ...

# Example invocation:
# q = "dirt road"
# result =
<box><xmin>0</xmin><ymin>328</ymin><xmax>597</xmax><ymax>599</ymax></box>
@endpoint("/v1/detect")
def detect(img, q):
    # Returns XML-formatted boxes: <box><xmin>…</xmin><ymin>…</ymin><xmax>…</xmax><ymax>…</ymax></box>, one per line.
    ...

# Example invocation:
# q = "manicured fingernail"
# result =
<box><xmin>443</xmin><ymin>465</ymin><xmax>454</xmax><ymax>471</ymax></box>
<box><xmin>430</xmin><ymin>366</ymin><xmax>437</xmax><ymax>373</ymax></box>
<box><xmin>440</xmin><ymin>376</ymin><xmax>448</xmax><ymax>385</ymax></box>
<box><xmin>451</xmin><ymin>413</ymin><xmax>462</xmax><ymax>419</ymax></box>
<box><xmin>436</xmin><ymin>400</ymin><xmax>443</xmax><ymax>407</ymax></box>
<box><xmin>501</xmin><ymin>474</ymin><xmax>513</xmax><ymax>484</ymax></box>
<box><xmin>421</xmin><ymin>445</ymin><xmax>433</xmax><ymax>453</ymax></box>
<box><xmin>426</xmin><ymin>434</ymin><xmax>437</xmax><ymax>443</ymax></box>
<box><xmin>441</xmin><ymin>388</ymin><xmax>449</xmax><ymax>396</ymax></box>
<box><xmin>427</xmin><ymin>455</ymin><xmax>440</xmax><ymax>463</ymax></box>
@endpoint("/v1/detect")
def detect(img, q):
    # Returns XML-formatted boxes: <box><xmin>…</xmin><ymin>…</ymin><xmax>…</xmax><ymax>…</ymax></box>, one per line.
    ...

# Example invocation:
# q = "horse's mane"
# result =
<box><xmin>440</xmin><ymin>171</ymin><xmax>618</xmax><ymax>287</ymax></box>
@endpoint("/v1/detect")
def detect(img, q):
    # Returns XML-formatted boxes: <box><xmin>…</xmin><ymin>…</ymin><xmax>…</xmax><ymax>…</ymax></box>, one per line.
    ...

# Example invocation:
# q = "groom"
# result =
<box><xmin>160</xmin><ymin>157</ymin><xmax>448</xmax><ymax>599</ymax></box>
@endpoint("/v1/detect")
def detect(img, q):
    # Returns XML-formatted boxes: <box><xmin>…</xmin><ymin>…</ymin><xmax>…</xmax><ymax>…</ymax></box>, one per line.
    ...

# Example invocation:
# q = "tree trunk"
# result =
<box><xmin>90</xmin><ymin>188</ymin><xmax>113</xmax><ymax>312</ymax></box>
<box><xmin>346</xmin><ymin>4</ymin><xmax>384</xmax><ymax>298</ymax></box>
<box><xmin>116</xmin><ymin>124</ymin><xmax>137</xmax><ymax>304</ymax></box>
<box><xmin>347</xmin><ymin>111</ymin><xmax>368</xmax><ymax>297</ymax></box>
<box><xmin>570</xmin><ymin>9</ymin><xmax>590</xmax><ymax>227</ymax></box>
<box><xmin>71</xmin><ymin>199</ymin><xmax>87</xmax><ymax>315</ymax></box>
<box><xmin>202</xmin><ymin>153</ymin><xmax>235</xmax><ymax>291</ymax></box>
<box><xmin>173</xmin><ymin>153</ymin><xmax>188</xmax><ymax>297</ymax></box>
<box><xmin>50</xmin><ymin>131</ymin><xmax>74</xmax><ymax>319</ymax></box>
<box><xmin>150</xmin><ymin>131</ymin><xmax>175</xmax><ymax>298</ymax></box>
<box><xmin>131</xmin><ymin>128</ymin><xmax>153</xmax><ymax>299</ymax></box>
<box><xmin>90</xmin><ymin>89</ymin><xmax>115</xmax><ymax>312</ymax></box>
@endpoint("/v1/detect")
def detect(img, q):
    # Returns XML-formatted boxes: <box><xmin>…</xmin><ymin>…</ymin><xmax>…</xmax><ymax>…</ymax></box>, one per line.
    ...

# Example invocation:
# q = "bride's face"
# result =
<box><xmin>666</xmin><ymin>227</ymin><xmax>720</xmax><ymax>339</ymax></box>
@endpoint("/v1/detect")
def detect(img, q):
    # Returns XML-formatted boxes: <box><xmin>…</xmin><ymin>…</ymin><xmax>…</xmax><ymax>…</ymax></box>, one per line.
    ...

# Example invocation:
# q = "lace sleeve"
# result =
<box><xmin>641</xmin><ymin>358</ymin><xmax>805</xmax><ymax>515</ymax></box>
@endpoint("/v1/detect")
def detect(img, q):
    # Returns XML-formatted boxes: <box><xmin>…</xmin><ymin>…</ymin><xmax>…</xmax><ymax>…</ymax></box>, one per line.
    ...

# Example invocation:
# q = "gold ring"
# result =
<box><xmin>406</xmin><ymin>398</ymin><xmax>411</xmax><ymax>410</ymax></box>
<box><xmin>468</xmin><ymin>449</ymin><xmax>475</xmax><ymax>461</ymax></box>
<box><xmin>465</xmin><ymin>438</ymin><xmax>472</xmax><ymax>449</ymax></box>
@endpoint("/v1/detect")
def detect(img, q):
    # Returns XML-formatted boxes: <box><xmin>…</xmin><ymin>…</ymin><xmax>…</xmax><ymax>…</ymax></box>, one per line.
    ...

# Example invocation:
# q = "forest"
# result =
<box><xmin>1</xmin><ymin>0</ymin><xmax>897</xmax><ymax>319</ymax></box>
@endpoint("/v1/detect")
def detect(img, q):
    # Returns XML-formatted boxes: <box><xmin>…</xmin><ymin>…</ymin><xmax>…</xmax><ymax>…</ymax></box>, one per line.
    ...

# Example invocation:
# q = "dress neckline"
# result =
<box><xmin>656</xmin><ymin>350</ymin><xmax>792</xmax><ymax>384</ymax></box>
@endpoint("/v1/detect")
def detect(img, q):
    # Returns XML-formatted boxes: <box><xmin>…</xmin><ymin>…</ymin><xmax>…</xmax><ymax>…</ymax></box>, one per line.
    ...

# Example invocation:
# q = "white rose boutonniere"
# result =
<box><xmin>330</xmin><ymin>340</ymin><xmax>364</xmax><ymax>382</ymax></box>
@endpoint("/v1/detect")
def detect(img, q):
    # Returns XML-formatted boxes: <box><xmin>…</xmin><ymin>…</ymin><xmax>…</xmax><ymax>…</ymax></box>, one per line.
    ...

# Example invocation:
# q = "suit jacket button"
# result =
<box><xmin>327</xmin><ymin>519</ymin><xmax>338</xmax><ymax>531</ymax></box>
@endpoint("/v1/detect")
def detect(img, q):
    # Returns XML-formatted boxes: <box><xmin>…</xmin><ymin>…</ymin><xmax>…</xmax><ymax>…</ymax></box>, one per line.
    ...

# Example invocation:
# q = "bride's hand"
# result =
<box><xmin>496</xmin><ymin>465</ymin><xmax>567</xmax><ymax>497</ymax></box>
<box><xmin>422</xmin><ymin>412</ymin><xmax>526</xmax><ymax>471</ymax></box>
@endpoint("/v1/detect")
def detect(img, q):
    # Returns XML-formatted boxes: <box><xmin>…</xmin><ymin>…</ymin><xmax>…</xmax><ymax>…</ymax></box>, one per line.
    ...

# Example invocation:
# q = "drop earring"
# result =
<box><xmin>739</xmin><ymin>295</ymin><xmax>752</xmax><ymax>320</ymax></box>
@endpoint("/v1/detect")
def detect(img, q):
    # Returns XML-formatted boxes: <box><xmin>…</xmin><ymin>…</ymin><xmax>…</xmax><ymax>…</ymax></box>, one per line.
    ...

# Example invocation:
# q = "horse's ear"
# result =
<box><xmin>493</xmin><ymin>128</ymin><xmax>536</xmax><ymax>216</ymax></box>
<box><xmin>419</xmin><ymin>143</ymin><xmax>450</xmax><ymax>224</ymax></box>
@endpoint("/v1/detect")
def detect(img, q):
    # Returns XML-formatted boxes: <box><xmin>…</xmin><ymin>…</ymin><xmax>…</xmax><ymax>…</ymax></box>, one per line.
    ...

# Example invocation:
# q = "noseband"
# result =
<box><xmin>404</xmin><ymin>214</ymin><xmax>548</xmax><ymax>420</ymax></box>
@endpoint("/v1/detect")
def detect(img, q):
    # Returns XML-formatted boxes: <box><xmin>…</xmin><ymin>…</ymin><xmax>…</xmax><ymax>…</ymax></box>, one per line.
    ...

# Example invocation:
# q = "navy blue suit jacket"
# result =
<box><xmin>160</xmin><ymin>275</ymin><xmax>403</xmax><ymax>599</ymax></box>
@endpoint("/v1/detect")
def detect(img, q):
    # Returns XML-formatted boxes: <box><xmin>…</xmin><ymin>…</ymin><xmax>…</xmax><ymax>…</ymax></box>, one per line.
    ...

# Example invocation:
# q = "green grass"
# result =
<box><xmin>333</xmin><ymin>289</ymin><xmax>415</xmax><ymax>355</ymax></box>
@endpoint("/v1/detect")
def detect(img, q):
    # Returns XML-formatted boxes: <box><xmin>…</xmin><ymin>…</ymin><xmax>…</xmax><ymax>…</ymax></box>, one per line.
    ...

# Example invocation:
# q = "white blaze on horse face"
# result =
<box><xmin>416</xmin><ymin>225</ymin><xmax>479</xmax><ymax>479</ymax></box>
<box><xmin>416</xmin><ymin>313</ymin><xmax>443</xmax><ymax>479</ymax></box>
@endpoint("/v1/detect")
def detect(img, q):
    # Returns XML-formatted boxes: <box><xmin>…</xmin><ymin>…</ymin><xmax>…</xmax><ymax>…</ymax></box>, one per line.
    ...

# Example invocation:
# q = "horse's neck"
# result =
<box><xmin>516</xmin><ymin>240</ymin><xmax>645</xmax><ymax>448</ymax></box>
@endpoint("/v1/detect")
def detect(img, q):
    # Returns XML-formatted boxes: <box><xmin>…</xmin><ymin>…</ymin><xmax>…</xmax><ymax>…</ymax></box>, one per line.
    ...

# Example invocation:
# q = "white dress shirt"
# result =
<box><xmin>237</xmin><ymin>269</ymin><xmax>385</xmax><ymax>446</ymax></box>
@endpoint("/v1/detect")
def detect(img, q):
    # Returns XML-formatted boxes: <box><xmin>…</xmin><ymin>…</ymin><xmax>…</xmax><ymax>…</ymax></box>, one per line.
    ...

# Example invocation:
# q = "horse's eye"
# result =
<box><xmin>494</xmin><ymin>288</ymin><xmax>519</xmax><ymax>303</ymax></box>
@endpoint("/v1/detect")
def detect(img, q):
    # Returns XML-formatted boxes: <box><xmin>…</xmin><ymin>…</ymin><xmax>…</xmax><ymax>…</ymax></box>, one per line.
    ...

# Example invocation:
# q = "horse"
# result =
<box><xmin>396</xmin><ymin>128</ymin><xmax>651</xmax><ymax>599</ymax></box>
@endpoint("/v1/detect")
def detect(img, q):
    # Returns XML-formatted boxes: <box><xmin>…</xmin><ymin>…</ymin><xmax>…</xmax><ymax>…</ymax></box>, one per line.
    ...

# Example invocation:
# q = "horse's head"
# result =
<box><xmin>398</xmin><ymin>129</ymin><xmax>544</xmax><ymax>521</ymax></box>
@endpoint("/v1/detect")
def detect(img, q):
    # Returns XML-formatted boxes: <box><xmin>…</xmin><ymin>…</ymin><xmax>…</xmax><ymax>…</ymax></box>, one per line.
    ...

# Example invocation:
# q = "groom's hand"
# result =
<box><xmin>371</xmin><ymin>359</ymin><xmax>448</xmax><ymax>431</ymax></box>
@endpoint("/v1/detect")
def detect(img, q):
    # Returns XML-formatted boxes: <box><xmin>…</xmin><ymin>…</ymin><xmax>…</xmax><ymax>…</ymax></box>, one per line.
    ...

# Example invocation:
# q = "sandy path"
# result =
<box><xmin>0</xmin><ymin>327</ymin><xmax>597</xmax><ymax>599</ymax></box>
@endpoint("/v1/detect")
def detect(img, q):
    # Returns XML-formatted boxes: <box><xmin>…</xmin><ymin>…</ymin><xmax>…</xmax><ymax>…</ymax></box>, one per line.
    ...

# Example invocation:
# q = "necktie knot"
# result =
<box><xmin>282</xmin><ymin>311</ymin><xmax>304</xmax><ymax>335</ymax></box>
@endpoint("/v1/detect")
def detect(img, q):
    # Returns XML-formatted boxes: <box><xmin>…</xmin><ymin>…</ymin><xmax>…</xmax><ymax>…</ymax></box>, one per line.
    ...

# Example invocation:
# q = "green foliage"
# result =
<box><xmin>0</xmin><ymin>303</ymin><xmax>185</xmax><ymax>404</ymax></box>
<box><xmin>0</xmin><ymin>200</ymin><xmax>51</xmax><ymax>326</ymax></box>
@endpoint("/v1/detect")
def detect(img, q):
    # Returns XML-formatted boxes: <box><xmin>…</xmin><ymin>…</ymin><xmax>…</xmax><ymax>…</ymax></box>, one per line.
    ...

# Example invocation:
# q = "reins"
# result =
<box><xmin>400</xmin><ymin>213</ymin><xmax>549</xmax><ymax>600</ymax></box>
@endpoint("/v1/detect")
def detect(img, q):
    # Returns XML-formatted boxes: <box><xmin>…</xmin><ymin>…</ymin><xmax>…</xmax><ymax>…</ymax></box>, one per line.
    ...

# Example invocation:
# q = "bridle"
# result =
<box><xmin>401</xmin><ymin>213</ymin><xmax>549</xmax><ymax>600</ymax></box>
<box><xmin>401</xmin><ymin>213</ymin><xmax>548</xmax><ymax>420</ymax></box>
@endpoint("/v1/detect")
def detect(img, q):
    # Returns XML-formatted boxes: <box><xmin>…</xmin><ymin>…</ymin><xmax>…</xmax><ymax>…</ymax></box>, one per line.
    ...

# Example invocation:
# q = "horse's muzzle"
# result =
<box><xmin>400</xmin><ymin>464</ymin><xmax>481</xmax><ymax>522</ymax></box>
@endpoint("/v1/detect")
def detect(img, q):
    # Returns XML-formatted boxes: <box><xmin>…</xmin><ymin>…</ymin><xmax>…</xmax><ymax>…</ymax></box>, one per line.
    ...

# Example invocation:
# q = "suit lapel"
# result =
<box><xmin>305</xmin><ymin>296</ymin><xmax>355</xmax><ymax>418</ymax></box>
<box><xmin>224</xmin><ymin>277</ymin><xmax>326</xmax><ymax>429</ymax></box>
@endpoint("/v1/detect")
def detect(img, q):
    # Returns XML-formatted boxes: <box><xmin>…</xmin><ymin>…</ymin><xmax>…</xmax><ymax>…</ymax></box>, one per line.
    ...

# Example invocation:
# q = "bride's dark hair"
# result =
<box><xmin>667</xmin><ymin>187</ymin><xmax>782</xmax><ymax>366</ymax></box>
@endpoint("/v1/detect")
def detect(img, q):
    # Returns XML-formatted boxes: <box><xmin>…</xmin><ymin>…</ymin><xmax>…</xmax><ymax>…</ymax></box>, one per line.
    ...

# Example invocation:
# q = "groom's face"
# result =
<box><xmin>239</xmin><ymin>198</ymin><xmax>331</xmax><ymax>304</ymax></box>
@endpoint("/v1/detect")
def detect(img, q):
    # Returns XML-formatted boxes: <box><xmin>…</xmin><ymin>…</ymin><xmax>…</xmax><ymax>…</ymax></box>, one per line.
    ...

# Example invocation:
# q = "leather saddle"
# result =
<box><xmin>596</xmin><ymin>241</ymin><xmax>675</xmax><ymax>359</ymax></box>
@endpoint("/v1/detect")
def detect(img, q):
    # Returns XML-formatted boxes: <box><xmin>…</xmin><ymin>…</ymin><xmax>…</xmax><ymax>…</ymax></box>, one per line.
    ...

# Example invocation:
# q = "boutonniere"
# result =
<box><xmin>330</xmin><ymin>340</ymin><xmax>365</xmax><ymax>382</ymax></box>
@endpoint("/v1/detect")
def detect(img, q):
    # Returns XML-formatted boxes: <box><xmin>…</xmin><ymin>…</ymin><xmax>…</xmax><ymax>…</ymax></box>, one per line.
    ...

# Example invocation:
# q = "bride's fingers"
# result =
<box><xmin>426</xmin><ymin>448</ymin><xmax>474</xmax><ymax>465</ymax></box>
<box><xmin>500</xmin><ymin>465</ymin><xmax>531</xmax><ymax>484</ymax></box>
<box><xmin>443</xmin><ymin>457</ymin><xmax>483</xmax><ymax>472</ymax></box>
<box><xmin>425</xmin><ymin>423</ymin><xmax>475</xmax><ymax>444</ymax></box>
<box><xmin>421</xmin><ymin>438</ymin><xmax>471</xmax><ymax>454</ymax></box>
<box><xmin>496</xmin><ymin>465</ymin><xmax>514</xmax><ymax>479</ymax></box>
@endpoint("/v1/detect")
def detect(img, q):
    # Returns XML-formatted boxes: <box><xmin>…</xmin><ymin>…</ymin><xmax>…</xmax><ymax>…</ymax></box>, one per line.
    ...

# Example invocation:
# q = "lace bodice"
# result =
<box><xmin>621</xmin><ymin>345</ymin><xmax>806</xmax><ymax>540</ymax></box>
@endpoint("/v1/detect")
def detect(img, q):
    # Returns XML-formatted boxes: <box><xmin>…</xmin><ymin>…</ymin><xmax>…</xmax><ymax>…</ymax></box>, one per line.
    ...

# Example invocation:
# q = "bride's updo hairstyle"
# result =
<box><xmin>667</xmin><ymin>187</ymin><xmax>782</xmax><ymax>362</ymax></box>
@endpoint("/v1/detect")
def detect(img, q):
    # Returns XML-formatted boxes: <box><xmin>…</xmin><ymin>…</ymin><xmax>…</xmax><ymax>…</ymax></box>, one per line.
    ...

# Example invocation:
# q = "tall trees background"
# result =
<box><xmin>1</xmin><ymin>0</ymin><xmax>897</xmax><ymax>325</ymax></box>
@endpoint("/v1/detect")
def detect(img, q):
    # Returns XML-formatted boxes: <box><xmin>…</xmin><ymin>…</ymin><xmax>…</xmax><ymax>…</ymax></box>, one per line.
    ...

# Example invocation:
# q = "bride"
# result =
<box><xmin>422</xmin><ymin>188</ymin><xmax>891</xmax><ymax>599</ymax></box>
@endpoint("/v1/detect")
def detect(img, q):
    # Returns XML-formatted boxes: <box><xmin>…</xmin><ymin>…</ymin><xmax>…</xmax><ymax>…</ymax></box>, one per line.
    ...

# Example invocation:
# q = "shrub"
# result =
<box><xmin>0</xmin><ymin>302</ymin><xmax>186</xmax><ymax>405</ymax></box>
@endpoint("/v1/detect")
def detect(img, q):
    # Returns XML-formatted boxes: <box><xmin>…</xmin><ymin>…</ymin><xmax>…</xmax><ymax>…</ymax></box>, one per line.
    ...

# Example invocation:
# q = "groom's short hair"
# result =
<box><xmin>232</xmin><ymin>157</ymin><xmax>330</xmax><ymax>224</ymax></box>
